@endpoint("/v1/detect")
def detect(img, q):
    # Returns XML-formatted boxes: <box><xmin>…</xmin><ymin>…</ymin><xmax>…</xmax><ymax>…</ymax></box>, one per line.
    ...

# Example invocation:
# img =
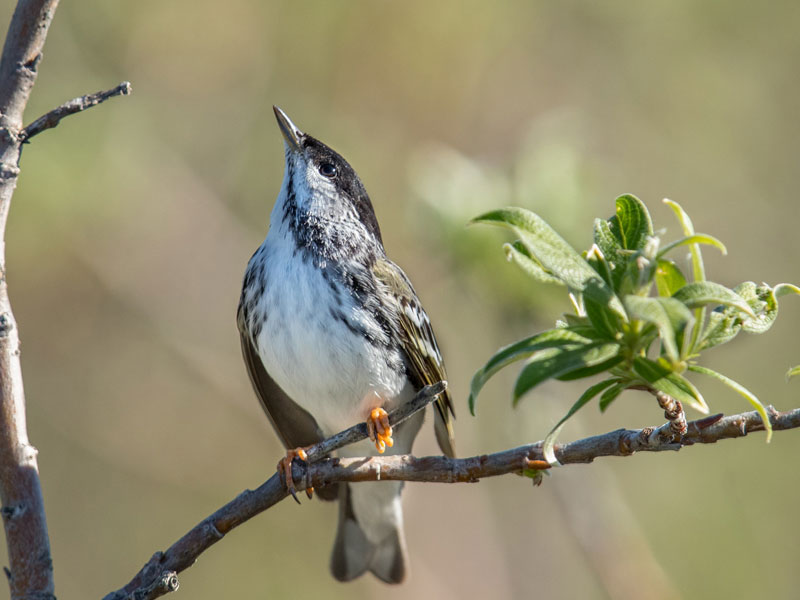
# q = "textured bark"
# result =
<box><xmin>1</xmin><ymin>3</ymin><xmax>129</xmax><ymax>599</ymax></box>
<box><xmin>105</xmin><ymin>393</ymin><xmax>800</xmax><ymax>600</ymax></box>
<box><xmin>0</xmin><ymin>3</ymin><xmax>60</xmax><ymax>599</ymax></box>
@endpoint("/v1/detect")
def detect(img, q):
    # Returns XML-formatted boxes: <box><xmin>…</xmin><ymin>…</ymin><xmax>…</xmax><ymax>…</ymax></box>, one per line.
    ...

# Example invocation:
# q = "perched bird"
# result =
<box><xmin>237</xmin><ymin>107</ymin><xmax>456</xmax><ymax>583</ymax></box>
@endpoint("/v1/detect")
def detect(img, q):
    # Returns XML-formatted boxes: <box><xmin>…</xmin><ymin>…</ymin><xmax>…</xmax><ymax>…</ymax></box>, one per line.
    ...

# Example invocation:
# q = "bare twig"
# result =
<box><xmin>19</xmin><ymin>81</ymin><xmax>132</xmax><ymax>142</ymax></box>
<box><xmin>106</xmin><ymin>400</ymin><xmax>800</xmax><ymax>600</ymax></box>
<box><xmin>0</xmin><ymin>2</ymin><xmax>61</xmax><ymax>599</ymax></box>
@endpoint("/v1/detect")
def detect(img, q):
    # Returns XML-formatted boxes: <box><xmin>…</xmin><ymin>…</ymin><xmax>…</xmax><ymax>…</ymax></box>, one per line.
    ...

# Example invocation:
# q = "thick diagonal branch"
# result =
<box><xmin>106</xmin><ymin>398</ymin><xmax>800</xmax><ymax>600</ymax></box>
<box><xmin>103</xmin><ymin>382</ymin><xmax>446</xmax><ymax>600</ymax></box>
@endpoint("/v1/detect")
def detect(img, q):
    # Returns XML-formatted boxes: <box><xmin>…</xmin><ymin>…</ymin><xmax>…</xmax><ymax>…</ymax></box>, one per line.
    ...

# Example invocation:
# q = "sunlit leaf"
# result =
<box><xmin>468</xmin><ymin>329</ymin><xmax>595</xmax><ymax>414</ymax></box>
<box><xmin>663</xmin><ymin>199</ymin><xmax>707</xmax><ymax>353</ymax></box>
<box><xmin>696</xmin><ymin>282</ymin><xmax>779</xmax><ymax>350</ymax></box>
<box><xmin>585</xmin><ymin>244</ymin><xmax>614</xmax><ymax>288</ymax></box>
<box><xmin>735</xmin><ymin>282</ymin><xmax>777</xmax><ymax>334</ymax></box>
<box><xmin>632</xmin><ymin>356</ymin><xmax>709</xmax><ymax>413</ymax></box>
<box><xmin>609</xmin><ymin>194</ymin><xmax>654</xmax><ymax>250</ymax></box>
<box><xmin>513</xmin><ymin>343</ymin><xmax>621</xmax><ymax>404</ymax></box>
<box><xmin>473</xmin><ymin>208</ymin><xmax>625</xmax><ymax>317</ymax></box>
<box><xmin>688</xmin><ymin>365</ymin><xmax>772</xmax><ymax>442</ymax></box>
<box><xmin>503</xmin><ymin>241</ymin><xmax>565</xmax><ymax>286</ymax></box>
<box><xmin>656</xmin><ymin>234</ymin><xmax>727</xmax><ymax>260</ymax></box>
<box><xmin>672</xmin><ymin>281</ymin><xmax>755</xmax><ymax>318</ymax></box>
<box><xmin>593</xmin><ymin>217</ymin><xmax>621</xmax><ymax>263</ymax></box>
<box><xmin>787</xmin><ymin>365</ymin><xmax>800</xmax><ymax>381</ymax></box>
<box><xmin>542</xmin><ymin>379</ymin><xmax>619</xmax><ymax>464</ymax></box>
<box><xmin>698</xmin><ymin>308</ymin><xmax>742</xmax><ymax>351</ymax></box>
<box><xmin>655</xmin><ymin>259</ymin><xmax>688</xmax><ymax>298</ymax></box>
<box><xmin>663</xmin><ymin>199</ymin><xmax>704</xmax><ymax>282</ymax></box>
<box><xmin>775</xmin><ymin>283</ymin><xmax>800</xmax><ymax>298</ymax></box>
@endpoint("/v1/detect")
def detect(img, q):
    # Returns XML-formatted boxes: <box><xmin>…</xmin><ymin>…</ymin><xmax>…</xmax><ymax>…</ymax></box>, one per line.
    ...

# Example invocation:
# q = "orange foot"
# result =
<box><xmin>366</xmin><ymin>407</ymin><xmax>393</xmax><ymax>454</ymax></box>
<box><xmin>277</xmin><ymin>447</ymin><xmax>313</xmax><ymax>504</ymax></box>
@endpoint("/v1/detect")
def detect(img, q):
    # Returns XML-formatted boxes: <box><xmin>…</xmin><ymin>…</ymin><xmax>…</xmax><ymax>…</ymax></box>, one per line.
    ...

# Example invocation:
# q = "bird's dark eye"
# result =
<box><xmin>318</xmin><ymin>162</ymin><xmax>337</xmax><ymax>178</ymax></box>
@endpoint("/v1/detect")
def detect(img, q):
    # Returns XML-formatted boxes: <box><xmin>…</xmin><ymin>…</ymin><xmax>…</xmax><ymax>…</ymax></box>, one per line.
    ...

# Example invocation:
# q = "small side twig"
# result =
<box><xmin>19</xmin><ymin>80</ymin><xmax>132</xmax><ymax>142</ymax></box>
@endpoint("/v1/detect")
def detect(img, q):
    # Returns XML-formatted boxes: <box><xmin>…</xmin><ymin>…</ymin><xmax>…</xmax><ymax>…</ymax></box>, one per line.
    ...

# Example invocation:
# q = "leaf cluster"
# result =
<box><xmin>469</xmin><ymin>195</ymin><xmax>799</xmax><ymax>457</ymax></box>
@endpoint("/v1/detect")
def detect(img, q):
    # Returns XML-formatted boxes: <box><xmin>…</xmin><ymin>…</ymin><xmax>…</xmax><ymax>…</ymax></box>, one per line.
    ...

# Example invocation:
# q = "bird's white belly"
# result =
<box><xmin>253</xmin><ymin>242</ymin><xmax>407</xmax><ymax>436</ymax></box>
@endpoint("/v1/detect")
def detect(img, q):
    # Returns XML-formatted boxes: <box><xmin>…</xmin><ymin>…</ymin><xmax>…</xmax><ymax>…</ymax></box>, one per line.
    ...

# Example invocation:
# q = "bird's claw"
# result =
<box><xmin>366</xmin><ymin>407</ymin><xmax>393</xmax><ymax>453</ymax></box>
<box><xmin>277</xmin><ymin>447</ymin><xmax>313</xmax><ymax>504</ymax></box>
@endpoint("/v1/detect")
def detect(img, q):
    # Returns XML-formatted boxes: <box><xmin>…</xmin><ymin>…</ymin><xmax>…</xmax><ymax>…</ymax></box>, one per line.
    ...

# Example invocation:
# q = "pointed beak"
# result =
<box><xmin>273</xmin><ymin>106</ymin><xmax>303</xmax><ymax>152</ymax></box>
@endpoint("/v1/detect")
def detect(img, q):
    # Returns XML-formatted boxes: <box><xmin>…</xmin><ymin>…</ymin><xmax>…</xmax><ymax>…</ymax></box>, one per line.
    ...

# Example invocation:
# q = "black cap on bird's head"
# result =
<box><xmin>272</xmin><ymin>106</ymin><xmax>381</xmax><ymax>244</ymax></box>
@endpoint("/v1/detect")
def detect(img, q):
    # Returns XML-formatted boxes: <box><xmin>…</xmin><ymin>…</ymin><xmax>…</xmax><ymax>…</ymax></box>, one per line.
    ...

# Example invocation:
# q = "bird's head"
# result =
<box><xmin>272</xmin><ymin>106</ymin><xmax>382</xmax><ymax>250</ymax></box>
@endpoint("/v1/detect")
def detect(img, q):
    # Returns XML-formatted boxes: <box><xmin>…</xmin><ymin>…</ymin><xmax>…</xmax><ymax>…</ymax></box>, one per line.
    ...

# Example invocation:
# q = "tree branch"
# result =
<box><xmin>0</xmin><ymin>3</ymin><xmax>61</xmax><ymax>599</ymax></box>
<box><xmin>1</xmin><ymin>2</ymin><xmax>131</xmax><ymax>599</ymax></box>
<box><xmin>105</xmin><ymin>394</ymin><xmax>800</xmax><ymax>600</ymax></box>
<box><xmin>19</xmin><ymin>81</ymin><xmax>132</xmax><ymax>142</ymax></box>
<box><xmin>103</xmin><ymin>382</ymin><xmax>446</xmax><ymax>600</ymax></box>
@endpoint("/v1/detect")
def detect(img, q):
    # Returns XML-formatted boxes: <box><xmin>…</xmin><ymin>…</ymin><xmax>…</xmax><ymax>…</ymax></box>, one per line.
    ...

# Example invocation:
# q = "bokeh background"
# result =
<box><xmin>1</xmin><ymin>1</ymin><xmax>799</xmax><ymax>599</ymax></box>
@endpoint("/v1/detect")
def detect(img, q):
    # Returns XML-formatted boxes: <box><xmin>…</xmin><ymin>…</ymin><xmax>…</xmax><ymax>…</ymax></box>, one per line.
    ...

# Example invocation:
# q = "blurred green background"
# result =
<box><xmin>1</xmin><ymin>1</ymin><xmax>799</xmax><ymax>599</ymax></box>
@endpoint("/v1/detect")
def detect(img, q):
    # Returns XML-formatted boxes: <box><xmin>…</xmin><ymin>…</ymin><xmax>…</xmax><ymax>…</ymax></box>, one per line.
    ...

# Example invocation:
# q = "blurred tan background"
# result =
<box><xmin>2</xmin><ymin>1</ymin><xmax>799</xmax><ymax>599</ymax></box>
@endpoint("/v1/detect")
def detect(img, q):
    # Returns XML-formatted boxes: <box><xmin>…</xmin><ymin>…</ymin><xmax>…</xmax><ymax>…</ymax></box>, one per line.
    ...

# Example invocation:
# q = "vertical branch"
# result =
<box><xmin>0</xmin><ymin>2</ymin><xmax>60</xmax><ymax>599</ymax></box>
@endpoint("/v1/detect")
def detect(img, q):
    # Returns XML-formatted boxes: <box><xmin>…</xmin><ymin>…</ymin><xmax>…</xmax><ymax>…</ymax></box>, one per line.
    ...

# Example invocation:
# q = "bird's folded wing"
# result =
<box><xmin>372</xmin><ymin>258</ymin><xmax>456</xmax><ymax>457</ymax></box>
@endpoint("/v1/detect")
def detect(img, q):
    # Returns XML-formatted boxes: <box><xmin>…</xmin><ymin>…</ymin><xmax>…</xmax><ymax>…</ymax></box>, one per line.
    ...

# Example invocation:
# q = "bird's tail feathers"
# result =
<box><xmin>330</xmin><ymin>483</ymin><xmax>407</xmax><ymax>584</ymax></box>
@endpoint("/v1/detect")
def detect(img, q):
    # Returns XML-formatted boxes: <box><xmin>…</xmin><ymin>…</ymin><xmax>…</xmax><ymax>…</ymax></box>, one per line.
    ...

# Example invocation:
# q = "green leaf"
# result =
<box><xmin>609</xmin><ymin>194</ymin><xmax>654</xmax><ymax>250</ymax></box>
<box><xmin>599</xmin><ymin>381</ymin><xmax>627</xmax><ymax>412</ymax></box>
<box><xmin>593</xmin><ymin>218</ymin><xmax>622</xmax><ymax>263</ymax></box>
<box><xmin>632</xmin><ymin>357</ymin><xmax>709</xmax><ymax>413</ymax></box>
<box><xmin>555</xmin><ymin>354</ymin><xmax>624</xmax><ymax>381</ymax></box>
<box><xmin>585</xmin><ymin>244</ymin><xmax>614</xmax><ymax>288</ymax></box>
<box><xmin>503</xmin><ymin>241</ymin><xmax>566</xmax><ymax>286</ymax></box>
<box><xmin>584</xmin><ymin>296</ymin><xmax>622</xmax><ymax>340</ymax></box>
<box><xmin>468</xmin><ymin>329</ymin><xmax>594</xmax><ymax>414</ymax></box>
<box><xmin>663</xmin><ymin>199</ymin><xmax>705</xmax><ymax>282</ymax></box>
<box><xmin>656</xmin><ymin>234</ymin><xmax>727</xmax><ymax>260</ymax></box>
<box><xmin>624</xmin><ymin>295</ymin><xmax>693</xmax><ymax>362</ymax></box>
<box><xmin>593</xmin><ymin>217</ymin><xmax>627</xmax><ymax>291</ymax></box>
<box><xmin>513</xmin><ymin>343</ymin><xmax>621</xmax><ymax>404</ymax></box>
<box><xmin>655</xmin><ymin>260</ymin><xmax>687</xmax><ymax>297</ymax></box>
<box><xmin>698</xmin><ymin>308</ymin><xmax>742</xmax><ymax>351</ymax></box>
<box><xmin>688</xmin><ymin>365</ymin><xmax>772</xmax><ymax>442</ymax></box>
<box><xmin>672</xmin><ymin>281</ymin><xmax>756</xmax><ymax>318</ymax></box>
<box><xmin>542</xmin><ymin>379</ymin><xmax>619</xmax><ymax>464</ymax></box>
<box><xmin>735</xmin><ymin>282</ymin><xmax>777</xmax><ymax>334</ymax></box>
<box><xmin>696</xmin><ymin>282</ymin><xmax>779</xmax><ymax>350</ymax></box>
<box><xmin>775</xmin><ymin>283</ymin><xmax>800</xmax><ymax>298</ymax></box>
<box><xmin>473</xmin><ymin>208</ymin><xmax>625</xmax><ymax>317</ymax></box>
<box><xmin>663</xmin><ymin>199</ymin><xmax>707</xmax><ymax>354</ymax></box>
<box><xmin>787</xmin><ymin>365</ymin><xmax>800</xmax><ymax>381</ymax></box>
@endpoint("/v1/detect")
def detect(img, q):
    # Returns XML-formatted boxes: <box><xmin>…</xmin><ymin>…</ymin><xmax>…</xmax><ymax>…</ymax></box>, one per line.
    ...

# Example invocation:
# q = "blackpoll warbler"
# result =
<box><xmin>237</xmin><ymin>107</ymin><xmax>455</xmax><ymax>583</ymax></box>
